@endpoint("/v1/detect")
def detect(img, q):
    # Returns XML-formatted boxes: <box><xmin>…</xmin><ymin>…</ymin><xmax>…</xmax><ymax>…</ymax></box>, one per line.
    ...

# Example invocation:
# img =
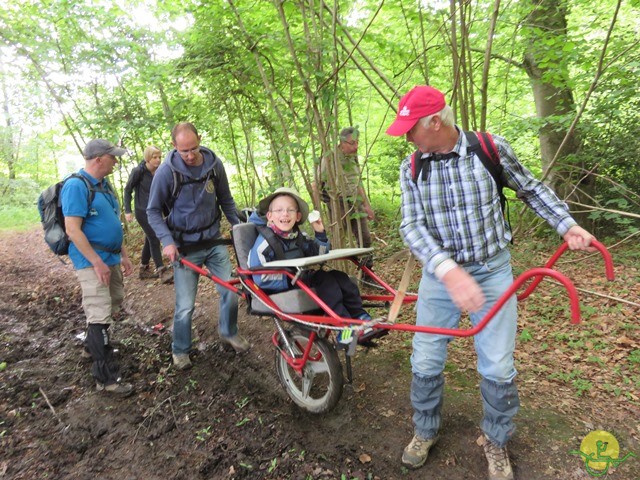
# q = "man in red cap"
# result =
<box><xmin>386</xmin><ymin>86</ymin><xmax>596</xmax><ymax>480</ymax></box>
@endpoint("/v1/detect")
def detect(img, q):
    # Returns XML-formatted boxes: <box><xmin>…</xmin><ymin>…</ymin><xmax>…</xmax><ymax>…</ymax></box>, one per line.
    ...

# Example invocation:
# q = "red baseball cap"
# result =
<box><xmin>385</xmin><ymin>86</ymin><xmax>446</xmax><ymax>136</ymax></box>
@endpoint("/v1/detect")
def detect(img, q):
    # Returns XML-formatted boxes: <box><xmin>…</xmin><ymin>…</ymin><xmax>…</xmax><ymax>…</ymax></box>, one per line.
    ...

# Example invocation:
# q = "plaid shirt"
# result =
<box><xmin>399</xmin><ymin>128</ymin><xmax>577</xmax><ymax>274</ymax></box>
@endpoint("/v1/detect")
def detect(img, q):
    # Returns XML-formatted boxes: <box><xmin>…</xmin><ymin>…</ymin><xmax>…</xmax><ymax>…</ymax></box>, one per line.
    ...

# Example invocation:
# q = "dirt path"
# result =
<box><xmin>0</xmin><ymin>229</ymin><xmax>638</xmax><ymax>479</ymax></box>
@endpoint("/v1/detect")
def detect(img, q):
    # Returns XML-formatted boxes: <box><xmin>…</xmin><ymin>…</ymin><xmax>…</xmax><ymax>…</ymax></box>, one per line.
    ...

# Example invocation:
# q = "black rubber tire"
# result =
<box><xmin>274</xmin><ymin>327</ymin><xmax>343</xmax><ymax>414</ymax></box>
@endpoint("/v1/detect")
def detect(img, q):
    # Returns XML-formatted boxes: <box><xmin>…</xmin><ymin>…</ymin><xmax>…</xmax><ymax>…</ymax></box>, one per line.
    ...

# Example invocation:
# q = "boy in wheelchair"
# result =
<box><xmin>247</xmin><ymin>187</ymin><xmax>386</xmax><ymax>346</ymax></box>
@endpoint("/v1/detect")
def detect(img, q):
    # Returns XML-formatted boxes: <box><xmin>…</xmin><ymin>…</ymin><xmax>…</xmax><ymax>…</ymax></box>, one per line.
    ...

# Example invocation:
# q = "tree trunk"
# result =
<box><xmin>1</xmin><ymin>65</ymin><xmax>16</xmax><ymax>180</ymax></box>
<box><xmin>523</xmin><ymin>0</ymin><xmax>595</xmax><ymax>222</ymax></box>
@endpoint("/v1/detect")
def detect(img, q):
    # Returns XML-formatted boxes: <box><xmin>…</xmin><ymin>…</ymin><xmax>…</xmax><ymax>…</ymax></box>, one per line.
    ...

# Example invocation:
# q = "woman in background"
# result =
<box><xmin>124</xmin><ymin>145</ymin><xmax>172</xmax><ymax>283</ymax></box>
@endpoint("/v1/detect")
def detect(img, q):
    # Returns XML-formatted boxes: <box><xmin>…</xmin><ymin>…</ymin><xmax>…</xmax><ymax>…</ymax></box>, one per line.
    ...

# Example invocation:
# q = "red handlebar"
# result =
<box><xmin>517</xmin><ymin>239</ymin><xmax>614</xmax><ymax>301</ymax></box>
<box><xmin>179</xmin><ymin>257</ymin><xmax>244</xmax><ymax>296</ymax></box>
<box><xmin>180</xmin><ymin>241</ymin><xmax>615</xmax><ymax>339</ymax></box>
<box><xmin>371</xmin><ymin>267</ymin><xmax>581</xmax><ymax>336</ymax></box>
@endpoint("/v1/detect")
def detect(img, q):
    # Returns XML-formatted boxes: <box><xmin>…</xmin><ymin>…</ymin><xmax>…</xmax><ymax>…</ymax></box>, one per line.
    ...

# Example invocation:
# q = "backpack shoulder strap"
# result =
<box><xmin>67</xmin><ymin>173</ymin><xmax>96</xmax><ymax>210</ymax></box>
<box><xmin>410</xmin><ymin>150</ymin><xmax>424</xmax><ymax>184</ymax></box>
<box><xmin>160</xmin><ymin>165</ymin><xmax>183</xmax><ymax>215</ymax></box>
<box><xmin>464</xmin><ymin>131</ymin><xmax>506</xmax><ymax>212</ymax></box>
<box><xmin>129</xmin><ymin>163</ymin><xmax>145</xmax><ymax>189</ymax></box>
<box><xmin>101</xmin><ymin>178</ymin><xmax>116</xmax><ymax>196</ymax></box>
<box><xmin>256</xmin><ymin>225</ymin><xmax>286</xmax><ymax>260</ymax></box>
<box><xmin>169</xmin><ymin>165</ymin><xmax>218</xmax><ymax>202</ymax></box>
<box><xmin>170</xmin><ymin>167</ymin><xmax>182</xmax><ymax>200</ymax></box>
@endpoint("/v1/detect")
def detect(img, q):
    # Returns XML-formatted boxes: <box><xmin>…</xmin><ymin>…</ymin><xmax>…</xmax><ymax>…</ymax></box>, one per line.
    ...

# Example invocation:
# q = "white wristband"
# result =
<box><xmin>434</xmin><ymin>259</ymin><xmax>458</xmax><ymax>280</ymax></box>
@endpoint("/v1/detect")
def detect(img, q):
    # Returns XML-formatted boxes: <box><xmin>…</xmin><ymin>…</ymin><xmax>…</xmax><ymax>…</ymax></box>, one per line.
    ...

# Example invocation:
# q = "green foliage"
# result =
<box><xmin>0</xmin><ymin>0</ymin><xmax>637</xmax><ymax>242</ymax></box>
<box><xmin>195</xmin><ymin>426</ymin><xmax>212</xmax><ymax>442</ymax></box>
<box><xmin>0</xmin><ymin>205</ymin><xmax>39</xmax><ymax>231</ymax></box>
<box><xmin>0</xmin><ymin>178</ymin><xmax>40</xmax><ymax>230</ymax></box>
<box><xmin>587</xmin><ymin>195</ymin><xmax>639</xmax><ymax>237</ymax></box>
<box><xmin>0</xmin><ymin>178</ymin><xmax>39</xmax><ymax>206</ymax></box>
<box><xmin>572</xmin><ymin>378</ymin><xmax>593</xmax><ymax>397</ymax></box>
<box><xmin>519</xmin><ymin>328</ymin><xmax>534</xmax><ymax>342</ymax></box>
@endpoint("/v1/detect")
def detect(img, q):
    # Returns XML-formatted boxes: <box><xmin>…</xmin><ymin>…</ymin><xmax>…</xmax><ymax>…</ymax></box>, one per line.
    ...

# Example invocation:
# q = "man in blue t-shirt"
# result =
<box><xmin>61</xmin><ymin>139</ymin><xmax>134</xmax><ymax>397</ymax></box>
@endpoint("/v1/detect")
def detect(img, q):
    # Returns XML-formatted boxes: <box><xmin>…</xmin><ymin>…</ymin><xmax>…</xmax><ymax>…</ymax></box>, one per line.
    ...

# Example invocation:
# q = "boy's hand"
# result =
<box><xmin>311</xmin><ymin>217</ymin><xmax>325</xmax><ymax>233</ymax></box>
<box><xmin>308</xmin><ymin>210</ymin><xmax>324</xmax><ymax>233</ymax></box>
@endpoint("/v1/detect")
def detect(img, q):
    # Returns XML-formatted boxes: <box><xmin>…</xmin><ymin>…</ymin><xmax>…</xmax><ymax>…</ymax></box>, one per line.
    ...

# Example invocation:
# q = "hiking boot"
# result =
<box><xmin>172</xmin><ymin>353</ymin><xmax>192</xmax><ymax>371</ymax></box>
<box><xmin>139</xmin><ymin>264</ymin><xmax>158</xmax><ymax>280</ymax></box>
<box><xmin>157</xmin><ymin>266</ymin><xmax>174</xmax><ymax>284</ymax></box>
<box><xmin>402</xmin><ymin>434</ymin><xmax>438</xmax><ymax>469</ymax></box>
<box><xmin>481</xmin><ymin>435</ymin><xmax>514</xmax><ymax>480</ymax></box>
<box><xmin>96</xmin><ymin>381</ymin><xmax>134</xmax><ymax>397</ymax></box>
<box><xmin>220</xmin><ymin>334</ymin><xmax>251</xmax><ymax>354</ymax></box>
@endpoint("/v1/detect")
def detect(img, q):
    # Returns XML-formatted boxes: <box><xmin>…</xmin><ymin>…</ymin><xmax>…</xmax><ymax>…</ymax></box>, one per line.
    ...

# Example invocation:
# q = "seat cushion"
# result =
<box><xmin>251</xmin><ymin>288</ymin><xmax>320</xmax><ymax>314</ymax></box>
<box><xmin>233</xmin><ymin>223</ymin><xmax>320</xmax><ymax>315</ymax></box>
<box><xmin>232</xmin><ymin>223</ymin><xmax>258</xmax><ymax>270</ymax></box>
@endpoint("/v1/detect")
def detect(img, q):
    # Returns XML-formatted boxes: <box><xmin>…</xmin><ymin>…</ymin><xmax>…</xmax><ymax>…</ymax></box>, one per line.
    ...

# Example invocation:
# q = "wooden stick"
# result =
<box><xmin>544</xmin><ymin>280</ymin><xmax>640</xmax><ymax>307</ymax></box>
<box><xmin>39</xmin><ymin>387</ymin><xmax>64</xmax><ymax>427</ymax></box>
<box><xmin>387</xmin><ymin>252</ymin><xmax>417</xmax><ymax>323</ymax></box>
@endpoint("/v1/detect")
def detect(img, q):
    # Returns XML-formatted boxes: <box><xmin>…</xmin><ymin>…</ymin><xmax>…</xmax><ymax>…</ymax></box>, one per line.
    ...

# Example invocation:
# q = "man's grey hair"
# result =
<box><xmin>339</xmin><ymin>127</ymin><xmax>359</xmax><ymax>142</ymax></box>
<box><xmin>419</xmin><ymin>105</ymin><xmax>454</xmax><ymax>128</ymax></box>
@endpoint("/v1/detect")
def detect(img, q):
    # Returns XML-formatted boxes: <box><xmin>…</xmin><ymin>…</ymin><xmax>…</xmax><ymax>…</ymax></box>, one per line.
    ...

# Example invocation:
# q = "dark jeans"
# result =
<box><xmin>308</xmin><ymin>269</ymin><xmax>367</xmax><ymax>318</ymax></box>
<box><xmin>135</xmin><ymin>208</ymin><xmax>164</xmax><ymax>268</ymax></box>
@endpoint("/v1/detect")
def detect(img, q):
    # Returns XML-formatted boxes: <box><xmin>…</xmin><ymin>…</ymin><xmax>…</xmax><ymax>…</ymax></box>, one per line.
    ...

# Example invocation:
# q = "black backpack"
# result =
<box><xmin>38</xmin><ymin>174</ymin><xmax>121</xmax><ymax>256</ymax></box>
<box><xmin>163</xmin><ymin>165</ymin><xmax>222</xmax><ymax>241</ymax></box>
<box><xmin>411</xmin><ymin>131</ymin><xmax>506</xmax><ymax>212</ymax></box>
<box><xmin>411</xmin><ymin>131</ymin><xmax>511</xmax><ymax>239</ymax></box>
<box><xmin>38</xmin><ymin>174</ymin><xmax>96</xmax><ymax>255</ymax></box>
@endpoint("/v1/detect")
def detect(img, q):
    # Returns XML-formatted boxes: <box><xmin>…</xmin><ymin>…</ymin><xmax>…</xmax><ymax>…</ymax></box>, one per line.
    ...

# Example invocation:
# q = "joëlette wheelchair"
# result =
<box><xmin>179</xmin><ymin>223</ymin><xmax>614</xmax><ymax>414</ymax></box>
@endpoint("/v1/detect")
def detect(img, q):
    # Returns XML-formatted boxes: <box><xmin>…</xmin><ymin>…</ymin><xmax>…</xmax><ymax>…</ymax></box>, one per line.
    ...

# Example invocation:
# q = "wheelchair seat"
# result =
<box><xmin>231</xmin><ymin>223</ymin><xmax>320</xmax><ymax>314</ymax></box>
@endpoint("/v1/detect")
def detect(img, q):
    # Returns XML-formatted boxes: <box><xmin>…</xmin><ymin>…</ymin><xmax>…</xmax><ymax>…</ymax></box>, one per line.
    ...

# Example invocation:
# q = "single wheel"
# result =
<box><xmin>274</xmin><ymin>326</ymin><xmax>343</xmax><ymax>414</ymax></box>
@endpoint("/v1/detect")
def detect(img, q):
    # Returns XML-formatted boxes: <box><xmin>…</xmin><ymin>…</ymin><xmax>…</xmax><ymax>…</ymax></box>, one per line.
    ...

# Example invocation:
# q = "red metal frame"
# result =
<box><xmin>517</xmin><ymin>240</ymin><xmax>614</xmax><ymax>301</ymax></box>
<box><xmin>271</xmin><ymin>329</ymin><xmax>322</xmax><ymax>375</ymax></box>
<box><xmin>180</xmin><ymin>258</ymin><xmax>245</xmax><ymax>297</ymax></box>
<box><xmin>180</xmin><ymin>240</ymin><xmax>614</xmax><ymax>374</ymax></box>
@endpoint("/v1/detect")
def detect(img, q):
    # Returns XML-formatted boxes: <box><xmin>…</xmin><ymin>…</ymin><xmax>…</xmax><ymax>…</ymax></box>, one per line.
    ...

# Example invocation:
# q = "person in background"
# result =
<box><xmin>124</xmin><ymin>145</ymin><xmax>172</xmax><ymax>283</ymax></box>
<box><xmin>147</xmin><ymin>123</ymin><xmax>249</xmax><ymax>371</ymax></box>
<box><xmin>386</xmin><ymin>85</ymin><xmax>596</xmax><ymax>480</ymax></box>
<box><xmin>61</xmin><ymin>139</ymin><xmax>134</xmax><ymax>397</ymax></box>
<box><xmin>315</xmin><ymin>127</ymin><xmax>375</xmax><ymax>272</ymax></box>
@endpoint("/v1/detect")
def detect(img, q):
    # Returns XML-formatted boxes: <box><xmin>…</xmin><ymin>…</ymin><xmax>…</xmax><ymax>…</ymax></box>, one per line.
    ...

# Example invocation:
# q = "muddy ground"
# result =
<box><xmin>0</xmin><ymin>228</ymin><xmax>638</xmax><ymax>480</ymax></box>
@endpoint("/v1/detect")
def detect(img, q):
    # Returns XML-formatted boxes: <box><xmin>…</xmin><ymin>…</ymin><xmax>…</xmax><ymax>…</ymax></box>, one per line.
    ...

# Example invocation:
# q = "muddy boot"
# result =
<box><xmin>139</xmin><ymin>264</ymin><xmax>158</xmax><ymax>279</ymax></box>
<box><xmin>157</xmin><ymin>266</ymin><xmax>174</xmax><ymax>284</ymax></box>
<box><xmin>96</xmin><ymin>381</ymin><xmax>134</xmax><ymax>397</ymax></box>
<box><xmin>172</xmin><ymin>353</ymin><xmax>192</xmax><ymax>371</ymax></box>
<box><xmin>220</xmin><ymin>334</ymin><xmax>251</xmax><ymax>353</ymax></box>
<box><xmin>86</xmin><ymin>324</ymin><xmax>130</xmax><ymax>394</ymax></box>
<box><xmin>402</xmin><ymin>434</ymin><xmax>439</xmax><ymax>469</ymax></box>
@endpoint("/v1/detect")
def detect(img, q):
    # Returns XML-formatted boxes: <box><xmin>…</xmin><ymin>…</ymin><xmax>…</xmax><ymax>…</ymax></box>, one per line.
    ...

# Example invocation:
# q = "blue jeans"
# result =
<box><xmin>410</xmin><ymin>248</ymin><xmax>519</xmax><ymax>447</ymax></box>
<box><xmin>172</xmin><ymin>244</ymin><xmax>239</xmax><ymax>355</ymax></box>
